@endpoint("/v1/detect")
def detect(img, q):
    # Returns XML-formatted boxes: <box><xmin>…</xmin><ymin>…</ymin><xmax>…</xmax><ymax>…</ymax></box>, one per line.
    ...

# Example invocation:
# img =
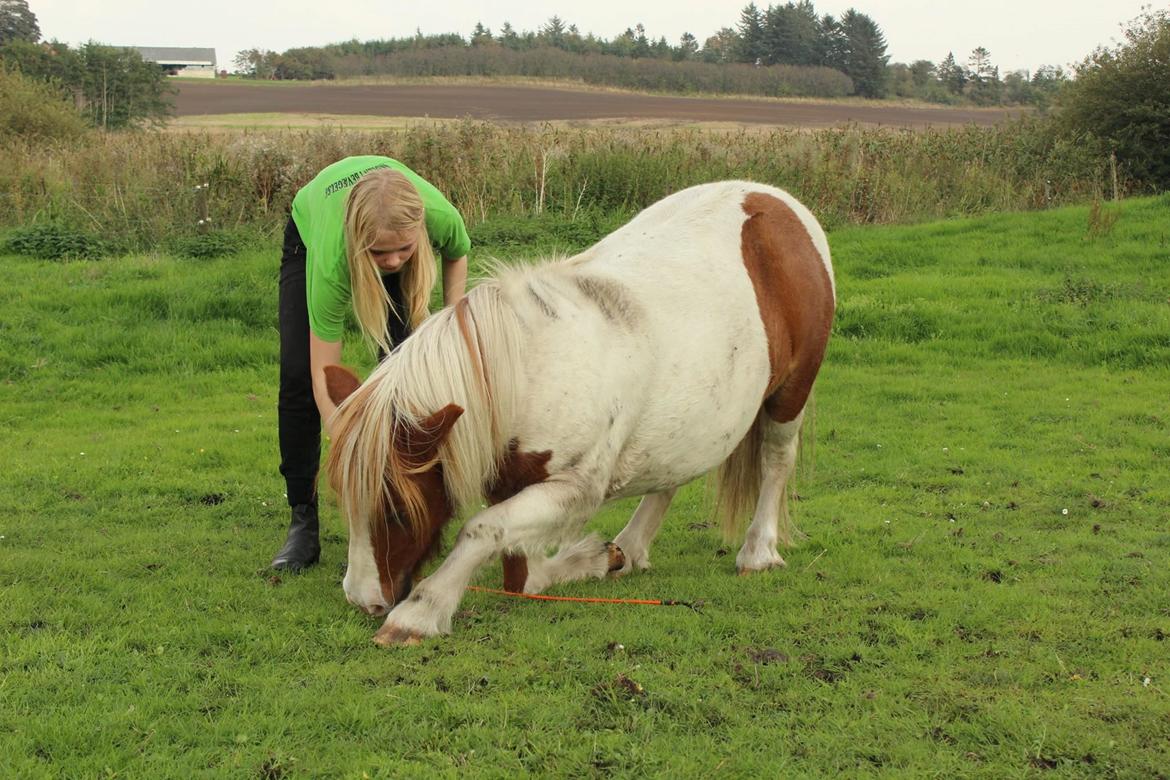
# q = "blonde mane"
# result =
<box><xmin>326</xmin><ymin>275</ymin><xmax>529</xmax><ymax>538</ymax></box>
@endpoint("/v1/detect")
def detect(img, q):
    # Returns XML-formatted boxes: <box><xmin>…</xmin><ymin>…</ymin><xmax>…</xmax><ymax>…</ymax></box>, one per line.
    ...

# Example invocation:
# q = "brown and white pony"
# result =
<box><xmin>325</xmin><ymin>181</ymin><xmax>835</xmax><ymax>645</ymax></box>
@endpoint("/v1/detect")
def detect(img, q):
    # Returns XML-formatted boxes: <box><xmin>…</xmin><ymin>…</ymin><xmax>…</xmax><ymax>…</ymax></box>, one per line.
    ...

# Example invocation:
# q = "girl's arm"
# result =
<box><xmin>309</xmin><ymin>331</ymin><xmax>344</xmax><ymax>438</ymax></box>
<box><xmin>442</xmin><ymin>256</ymin><xmax>468</xmax><ymax>307</ymax></box>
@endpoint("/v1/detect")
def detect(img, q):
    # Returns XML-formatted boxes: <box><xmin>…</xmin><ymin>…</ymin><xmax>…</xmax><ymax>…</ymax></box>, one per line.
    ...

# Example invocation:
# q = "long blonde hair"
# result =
<box><xmin>344</xmin><ymin>168</ymin><xmax>438</xmax><ymax>354</ymax></box>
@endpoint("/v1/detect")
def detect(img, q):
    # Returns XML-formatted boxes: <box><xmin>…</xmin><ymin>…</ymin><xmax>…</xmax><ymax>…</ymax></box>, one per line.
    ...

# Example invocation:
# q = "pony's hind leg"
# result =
<box><xmin>612</xmin><ymin>488</ymin><xmax>677</xmax><ymax>575</ymax></box>
<box><xmin>736</xmin><ymin>415</ymin><xmax>802</xmax><ymax>575</ymax></box>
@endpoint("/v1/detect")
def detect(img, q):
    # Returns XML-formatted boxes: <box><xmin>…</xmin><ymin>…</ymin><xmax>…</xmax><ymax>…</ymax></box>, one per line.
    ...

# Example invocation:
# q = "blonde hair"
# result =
<box><xmin>344</xmin><ymin>168</ymin><xmax>438</xmax><ymax>354</ymax></box>
<box><xmin>327</xmin><ymin>280</ymin><xmax>525</xmax><ymax>542</ymax></box>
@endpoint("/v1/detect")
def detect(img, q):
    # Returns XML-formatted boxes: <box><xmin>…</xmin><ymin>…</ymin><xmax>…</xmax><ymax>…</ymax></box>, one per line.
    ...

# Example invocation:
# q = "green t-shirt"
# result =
<box><xmin>290</xmin><ymin>155</ymin><xmax>471</xmax><ymax>342</ymax></box>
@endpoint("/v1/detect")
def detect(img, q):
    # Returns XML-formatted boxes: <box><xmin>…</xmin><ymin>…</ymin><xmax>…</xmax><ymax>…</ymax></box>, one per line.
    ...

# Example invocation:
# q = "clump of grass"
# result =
<box><xmin>3</xmin><ymin>222</ymin><xmax>114</xmax><ymax>260</ymax></box>
<box><xmin>1085</xmin><ymin>198</ymin><xmax>1120</xmax><ymax>240</ymax></box>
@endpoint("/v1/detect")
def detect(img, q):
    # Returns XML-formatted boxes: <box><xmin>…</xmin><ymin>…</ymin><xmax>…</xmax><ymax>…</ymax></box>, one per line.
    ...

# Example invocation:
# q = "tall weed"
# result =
<box><xmin>0</xmin><ymin>119</ymin><xmax>1112</xmax><ymax>250</ymax></box>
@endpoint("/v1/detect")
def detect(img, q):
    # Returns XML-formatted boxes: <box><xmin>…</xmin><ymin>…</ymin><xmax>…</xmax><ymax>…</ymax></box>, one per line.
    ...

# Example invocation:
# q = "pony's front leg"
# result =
<box><xmin>373</xmin><ymin>480</ymin><xmax>601</xmax><ymax>646</ymax></box>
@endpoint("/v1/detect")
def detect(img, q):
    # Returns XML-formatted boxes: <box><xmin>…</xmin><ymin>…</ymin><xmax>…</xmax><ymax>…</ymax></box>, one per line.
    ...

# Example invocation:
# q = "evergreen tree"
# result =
<box><xmin>791</xmin><ymin>1</ymin><xmax>824</xmax><ymax>65</ymax></box>
<box><xmin>497</xmin><ymin>22</ymin><xmax>521</xmax><ymax>50</ymax></box>
<box><xmin>938</xmin><ymin>51</ymin><xmax>966</xmax><ymax>94</ymax></box>
<box><xmin>966</xmin><ymin>46</ymin><xmax>994</xmax><ymax>84</ymax></box>
<box><xmin>540</xmin><ymin>16</ymin><xmax>566</xmax><ymax>48</ymax></box>
<box><xmin>0</xmin><ymin>0</ymin><xmax>40</xmax><ymax>45</ymax></box>
<box><xmin>838</xmin><ymin>9</ymin><xmax>889</xmax><ymax>98</ymax></box>
<box><xmin>819</xmin><ymin>14</ymin><xmax>848</xmax><ymax>69</ymax></box>
<box><xmin>676</xmin><ymin>32</ymin><xmax>699</xmax><ymax>61</ymax></box>
<box><xmin>632</xmin><ymin>23</ymin><xmax>651</xmax><ymax>58</ymax></box>
<box><xmin>763</xmin><ymin>2</ymin><xmax>821</xmax><ymax>66</ymax></box>
<box><xmin>965</xmin><ymin>46</ymin><xmax>1001</xmax><ymax>104</ymax></box>
<box><xmin>563</xmin><ymin>25</ymin><xmax>586</xmax><ymax>53</ymax></box>
<box><xmin>470</xmin><ymin>22</ymin><xmax>494</xmax><ymax>47</ymax></box>
<box><xmin>609</xmin><ymin>28</ymin><xmax>637</xmax><ymax>58</ymax></box>
<box><xmin>735</xmin><ymin>3</ymin><xmax>766</xmax><ymax>64</ymax></box>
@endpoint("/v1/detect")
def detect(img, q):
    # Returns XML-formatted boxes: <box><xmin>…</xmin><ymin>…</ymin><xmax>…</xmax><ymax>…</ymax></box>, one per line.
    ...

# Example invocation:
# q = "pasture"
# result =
<box><xmin>2</xmin><ymin>196</ymin><xmax>1168</xmax><ymax>777</ymax></box>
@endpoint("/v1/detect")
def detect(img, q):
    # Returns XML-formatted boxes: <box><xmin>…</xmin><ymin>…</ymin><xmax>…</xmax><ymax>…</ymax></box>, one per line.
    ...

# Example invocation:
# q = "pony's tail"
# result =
<box><xmin>714</xmin><ymin>411</ymin><xmax>766</xmax><ymax>543</ymax></box>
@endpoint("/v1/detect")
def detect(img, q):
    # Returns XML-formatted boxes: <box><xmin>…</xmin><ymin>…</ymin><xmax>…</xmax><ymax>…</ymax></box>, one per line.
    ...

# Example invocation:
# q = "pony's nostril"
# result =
<box><xmin>366</xmin><ymin>603</ymin><xmax>388</xmax><ymax>617</ymax></box>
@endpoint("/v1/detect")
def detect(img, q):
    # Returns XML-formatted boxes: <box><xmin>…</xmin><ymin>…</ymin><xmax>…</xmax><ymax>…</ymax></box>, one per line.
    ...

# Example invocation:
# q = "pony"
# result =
<box><xmin>324</xmin><ymin>180</ymin><xmax>836</xmax><ymax>646</ymax></box>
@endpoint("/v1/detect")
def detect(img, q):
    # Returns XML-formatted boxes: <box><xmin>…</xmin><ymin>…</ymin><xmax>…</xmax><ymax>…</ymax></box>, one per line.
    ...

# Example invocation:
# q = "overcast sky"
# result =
<box><xmin>29</xmin><ymin>0</ymin><xmax>1152</xmax><ymax>74</ymax></box>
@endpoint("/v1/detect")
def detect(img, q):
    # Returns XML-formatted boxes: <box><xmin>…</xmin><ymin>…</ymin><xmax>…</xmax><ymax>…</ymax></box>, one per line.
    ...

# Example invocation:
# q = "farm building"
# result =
<box><xmin>133</xmin><ymin>47</ymin><xmax>217</xmax><ymax>78</ymax></box>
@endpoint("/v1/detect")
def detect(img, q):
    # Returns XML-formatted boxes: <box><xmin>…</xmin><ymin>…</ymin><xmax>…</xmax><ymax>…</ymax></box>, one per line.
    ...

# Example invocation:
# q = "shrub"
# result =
<box><xmin>0</xmin><ymin>66</ymin><xmax>87</xmax><ymax>141</ymax></box>
<box><xmin>1055</xmin><ymin>10</ymin><xmax>1170</xmax><ymax>190</ymax></box>
<box><xmin>0</xmin><ymin>39</ymin><xmax>174</xmax><ymax>129</ymax></box>
<box><xmin>4</xmin><ymin>222</ymin><xmax>112</xmax><ymax>259</ymax></box>
<box><xmin>170</xmin><ymin>229</ymin><xmax>255</xmax><ymax>260</ymax></box>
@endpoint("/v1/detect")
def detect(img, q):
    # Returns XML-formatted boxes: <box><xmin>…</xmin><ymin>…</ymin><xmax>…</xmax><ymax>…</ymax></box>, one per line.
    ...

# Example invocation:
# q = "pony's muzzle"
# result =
<box><xmin>346</xmin><ymin>591</ymin><xmax>390</xmax><ymax>617</ymax></box>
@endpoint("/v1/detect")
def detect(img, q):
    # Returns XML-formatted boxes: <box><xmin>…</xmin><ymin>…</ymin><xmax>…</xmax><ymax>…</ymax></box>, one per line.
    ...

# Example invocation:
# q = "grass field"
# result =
<box><xmin>2</xmin><ymin>196</ymin><xmax>1168</xmax><ymax>777</ymax></box>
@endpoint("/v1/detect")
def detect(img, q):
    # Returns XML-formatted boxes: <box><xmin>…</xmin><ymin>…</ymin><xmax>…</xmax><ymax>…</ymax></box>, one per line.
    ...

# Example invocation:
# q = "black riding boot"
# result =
<box><xmin>271</xmin><ymin>503</ymin><xmax>321</xmax><ymax>571</ymax></box>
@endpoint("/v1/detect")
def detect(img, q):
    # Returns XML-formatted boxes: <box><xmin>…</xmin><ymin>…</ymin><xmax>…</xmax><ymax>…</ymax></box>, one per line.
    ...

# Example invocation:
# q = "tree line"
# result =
<box><xmin>233</xmin><ymin>2</ymin><xmax>1064</xmax><ymax>106</ymax></box>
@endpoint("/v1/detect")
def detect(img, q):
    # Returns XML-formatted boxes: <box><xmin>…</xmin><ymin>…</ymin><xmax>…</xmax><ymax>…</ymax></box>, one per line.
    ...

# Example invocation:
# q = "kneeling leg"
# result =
<box><xmin>521</xmin><ymin>535</ymin><xmax>625</xmax><ymax>594</ymax></box>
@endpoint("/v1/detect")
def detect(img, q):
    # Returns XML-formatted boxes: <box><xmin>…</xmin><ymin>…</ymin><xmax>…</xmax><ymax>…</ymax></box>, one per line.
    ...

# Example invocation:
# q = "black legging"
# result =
<box><xmin>277</xmin><ymin>216</ymin><xmax>411</xmax><ymax>507</ymax></box>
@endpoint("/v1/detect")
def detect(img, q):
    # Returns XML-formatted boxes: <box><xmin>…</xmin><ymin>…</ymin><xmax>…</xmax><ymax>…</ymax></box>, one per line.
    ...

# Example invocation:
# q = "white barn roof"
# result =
<box><xmin>133</xmin><ymin>47</ymin><xmax>217</xmax><ymax>66</ymax></box>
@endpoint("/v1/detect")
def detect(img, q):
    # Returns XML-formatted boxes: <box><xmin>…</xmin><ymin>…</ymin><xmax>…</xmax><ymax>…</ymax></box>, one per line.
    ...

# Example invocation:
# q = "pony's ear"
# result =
<box><xmin>400</xmin><ymin>404</ymin><xmax>464</xmax><ymax>461</ymax></box>
<box><xmin>324</xmin><ymin>365</ymin><xmax>361</xmax><ymax>405</ymax></box>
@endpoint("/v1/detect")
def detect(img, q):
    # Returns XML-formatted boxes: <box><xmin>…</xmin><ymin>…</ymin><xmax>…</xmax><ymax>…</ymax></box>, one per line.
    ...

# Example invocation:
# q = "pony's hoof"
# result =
<box><xmin>372</xmin><ymin>623</ymin><xmax>425</xmax><ymax>647</ymax></box>
<box><xmin>606</xmin><ymin>543</ymin><xmax>626</xmax><ymax>572</ymax></box>
<box><xmin>736</xmin><ymin>558</ymin><xmax>788</xmax><ymax>576</ymax></box>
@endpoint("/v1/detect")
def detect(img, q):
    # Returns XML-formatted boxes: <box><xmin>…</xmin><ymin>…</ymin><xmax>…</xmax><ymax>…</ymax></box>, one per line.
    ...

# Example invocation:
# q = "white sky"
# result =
<box><xmin>29</xmin><ymin>0</ymin><xmax>1153</xmax><ymax>74</ymax></box>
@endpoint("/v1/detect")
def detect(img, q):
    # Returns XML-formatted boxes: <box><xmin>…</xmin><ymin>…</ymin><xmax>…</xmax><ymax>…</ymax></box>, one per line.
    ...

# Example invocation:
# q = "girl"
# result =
<box><xmin>271</xmin><ymin>156</ymin><xmax>469</xmax><ymax>571</ymax></box>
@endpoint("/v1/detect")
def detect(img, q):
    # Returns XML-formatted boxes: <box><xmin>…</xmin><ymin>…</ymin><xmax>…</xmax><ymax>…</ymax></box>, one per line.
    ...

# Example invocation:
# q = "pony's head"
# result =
<box><xmin>323</xmin><ymin>365</ymin><xmax>463</xmax><ymax>616</ymax></box>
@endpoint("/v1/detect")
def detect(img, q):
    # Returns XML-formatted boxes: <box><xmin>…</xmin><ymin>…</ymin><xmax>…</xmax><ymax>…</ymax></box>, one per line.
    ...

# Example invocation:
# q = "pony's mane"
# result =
<box><xmin>327</xmin><ymin>264</ymin><xmax>551</xmax><ymax>538</ymax></box>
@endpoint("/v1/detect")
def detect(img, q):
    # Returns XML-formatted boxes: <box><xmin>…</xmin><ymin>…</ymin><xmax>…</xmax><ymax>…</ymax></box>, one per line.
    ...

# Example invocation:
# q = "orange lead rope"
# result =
<box><xmin>467</xmin><ymin>585</ymin><xmax>706</xmax><ymax>614</ymax></box>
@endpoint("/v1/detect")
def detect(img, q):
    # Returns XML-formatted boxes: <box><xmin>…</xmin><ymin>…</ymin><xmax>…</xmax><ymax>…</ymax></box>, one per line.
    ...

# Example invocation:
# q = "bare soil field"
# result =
<box><xmin>174</xmin><ymin>81</ymin><xmax>1019</xmax><ymax>129</ymax></box>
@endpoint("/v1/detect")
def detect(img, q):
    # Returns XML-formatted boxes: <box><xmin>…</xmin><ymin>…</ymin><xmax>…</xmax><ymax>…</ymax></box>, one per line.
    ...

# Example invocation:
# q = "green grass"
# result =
<box><xmin>1</xmin><ymin>197</ymin><xmax>1168</xmax><ymax>777</ymax></box>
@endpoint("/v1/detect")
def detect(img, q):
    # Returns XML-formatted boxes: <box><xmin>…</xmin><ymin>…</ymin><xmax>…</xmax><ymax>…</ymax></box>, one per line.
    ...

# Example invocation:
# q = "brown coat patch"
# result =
<box><xmin>485</xmin><ymin>438</ymin><xmax>554</xmax><ymax>594</ymax></box>
<box><xmin>372</xmin><ymin>467</ymin><xmax>451</xmax><ymax>604</ymax></box>
<box><xmin>371</xmin><ymin>405</ymin><xmax>463</xmax><ymax>605</ymax></box>
<box><xmin>502</xmin><ymin>554</ymin><xmax>529</xmax><ymax>593</ymax></box>
<box><xmin>740</xmin><ymin>193</ymin><xmax>835</xmax><ymax>423</ymax></box>
<box><xmin>486</xmin><ymin>438</ymin><xmax>553</xmax><ymax>505</ymax></box>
